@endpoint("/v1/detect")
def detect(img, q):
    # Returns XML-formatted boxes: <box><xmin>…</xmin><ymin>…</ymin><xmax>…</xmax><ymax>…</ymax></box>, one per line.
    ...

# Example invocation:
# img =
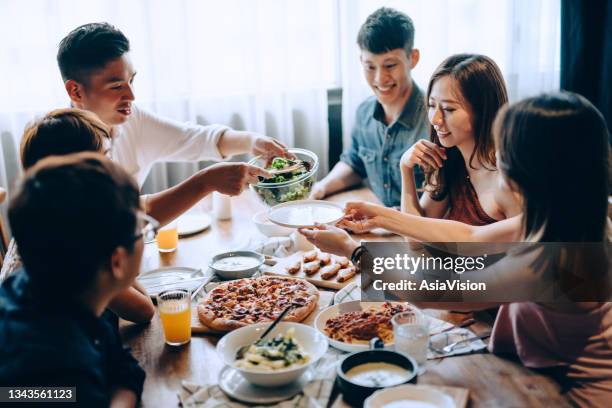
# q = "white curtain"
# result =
<box><xmin>339</xmin><ymin>0</ymin><xmax>561</xmax><ymax>147</ymax></box>
<box><xmin>0</xmin><ymin>0</ymin><xmax>561</xmax><ymax>197</ymax></box>
<box><xmin>0</xmin><ymin>0</ymin><xmax>337</xmax><ymax>195</ymax></box>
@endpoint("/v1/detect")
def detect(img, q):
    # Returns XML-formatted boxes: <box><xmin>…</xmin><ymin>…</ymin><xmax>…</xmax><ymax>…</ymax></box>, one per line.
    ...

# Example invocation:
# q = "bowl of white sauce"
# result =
<box><xmin>337</xmin><ymin>338</ymin><xmax>418</xmax><ymax>407</ymax></box>
<box><xmin>209</xmin><ymin>251</ymin><xmax>265</xmax><ymax>280</ymax></box>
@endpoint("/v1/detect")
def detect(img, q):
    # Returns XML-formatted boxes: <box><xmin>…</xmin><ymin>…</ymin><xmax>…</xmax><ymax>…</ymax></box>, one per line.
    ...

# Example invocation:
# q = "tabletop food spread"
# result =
<box><xmin>119</xmin><ymin>149</ymin><xmax>569</xmax><ymax>408</ymax></box>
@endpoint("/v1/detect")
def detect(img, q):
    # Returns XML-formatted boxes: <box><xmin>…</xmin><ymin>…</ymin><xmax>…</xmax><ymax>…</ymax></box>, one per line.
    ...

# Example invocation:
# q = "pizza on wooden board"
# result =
<box><xmin>197</xmin><ymin>276</ymin><xmax>319</xmax><ymax>331</ymax></box>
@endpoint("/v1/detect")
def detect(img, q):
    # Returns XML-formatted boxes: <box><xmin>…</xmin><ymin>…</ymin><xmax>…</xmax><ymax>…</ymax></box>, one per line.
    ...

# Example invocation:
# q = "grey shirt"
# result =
<box><xmin>340</xmin><ymin>83</ymin><xmax>429</xmax><ymax>207</ymax></box>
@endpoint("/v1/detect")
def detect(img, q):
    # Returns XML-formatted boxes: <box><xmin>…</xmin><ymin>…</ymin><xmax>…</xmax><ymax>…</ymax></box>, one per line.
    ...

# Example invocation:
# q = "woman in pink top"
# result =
<box><xmin>301</xmin><ymin>92</ymin><xmax>611</xmax><ymax>406</ymax></box>
<box><xmin>483</xmin><ymin>92</ymin><xmax>612</xmax><ymax>407</ymax></box>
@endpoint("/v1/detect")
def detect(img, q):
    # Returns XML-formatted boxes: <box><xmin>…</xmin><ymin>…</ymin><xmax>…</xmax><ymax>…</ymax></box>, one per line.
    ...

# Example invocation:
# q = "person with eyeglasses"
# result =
<box><xmin>0</xmin><ymin>153</ymin><xmax>148</xmax><ymax>407</ymax></box>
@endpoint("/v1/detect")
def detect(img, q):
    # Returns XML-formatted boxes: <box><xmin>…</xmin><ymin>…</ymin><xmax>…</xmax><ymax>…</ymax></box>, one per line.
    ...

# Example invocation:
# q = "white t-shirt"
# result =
<box><xmin>109</xmin><ymin>105</ymin><xmax>229</xmax><ymax>186</ymax></box>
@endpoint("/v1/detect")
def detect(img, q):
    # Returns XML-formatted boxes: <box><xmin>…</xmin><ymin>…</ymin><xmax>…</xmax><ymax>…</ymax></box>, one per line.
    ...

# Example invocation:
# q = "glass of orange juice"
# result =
<box><xmin>158</xmin><ymin>289</ymin><xmax>191</xmax><ymax>346</ymax></box>
<box><xmin>156</xmin><ymin>220</ymin><xmax>178</xmax><ymax>252</ymax></box>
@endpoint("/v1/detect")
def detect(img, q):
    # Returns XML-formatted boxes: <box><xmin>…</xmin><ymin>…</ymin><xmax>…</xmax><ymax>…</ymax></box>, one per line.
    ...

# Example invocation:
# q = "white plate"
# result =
<box><xmin>268</xmin><ymin>200</ymin><xmax>344</xmax><ymax>228</ymax></box>
<box><xmin>177</xmin><ymin>213</ymin><xmax>211</xmax><ymax>236</ymax></box>
<box><xmin>364</xmin><ymin>384</ymin><xmax>454</xmax><ymax>408</ymax></box>
<box><xmin>218</xmin><ymin>365</ymin><xmax>313</xmax><ymax>405</ymax></box>
<box><xmin>137</xmin><ymin>266</ymin><xmax>210</xmax><ymax>297</ymax></box>
<box><xmin>314</xmin><ymin>301</ymin><xmax>402</xmax><ymax>352</ymax></box>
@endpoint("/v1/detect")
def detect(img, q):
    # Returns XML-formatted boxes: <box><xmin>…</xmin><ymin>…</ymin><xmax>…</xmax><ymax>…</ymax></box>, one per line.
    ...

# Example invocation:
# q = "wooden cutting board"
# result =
<box><xmin>191</xmin><ymin>290</ymin><xmax>334</xmax><ymax>334</ymax></box>
<box><xmin>262</xmin><ymin>250</ymin><xmax>360</xmax><ymax>290</ymax></box>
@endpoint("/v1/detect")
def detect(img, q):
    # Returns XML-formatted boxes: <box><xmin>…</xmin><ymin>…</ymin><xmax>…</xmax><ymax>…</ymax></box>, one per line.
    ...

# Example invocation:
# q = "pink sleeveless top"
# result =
<box><xmin>490</xmin><ymin>303</ymin><xmax>612</xmax><ymax>407</ymax></box>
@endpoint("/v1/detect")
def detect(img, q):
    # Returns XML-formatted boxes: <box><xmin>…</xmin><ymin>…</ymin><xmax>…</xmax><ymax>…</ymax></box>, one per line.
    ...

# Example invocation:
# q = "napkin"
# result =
<box><xmin>428</xmin><ymin>328</ymin><xmax>487</xmax><ymax>359</ymax></box>
<box><xmin>178</xmin><ymin>350</ymin><xmax>344</xmax><ymax>408</ymax></box>
<box><xmin>243</xmin><ymin>236</ymin><xmax>296</xmax><ymax>258</ymax></box>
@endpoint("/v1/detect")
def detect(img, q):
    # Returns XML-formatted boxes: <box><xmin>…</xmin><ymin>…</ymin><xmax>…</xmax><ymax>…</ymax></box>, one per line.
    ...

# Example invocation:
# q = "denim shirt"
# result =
<box><xmin>340</xmin><ymin>83</ymin><xmax>429</xmax><ymax>207</ymax></box>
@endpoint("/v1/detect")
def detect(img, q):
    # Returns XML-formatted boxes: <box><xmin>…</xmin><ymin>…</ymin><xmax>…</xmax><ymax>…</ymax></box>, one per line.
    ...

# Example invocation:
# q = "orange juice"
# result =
<box><xmin>159</xmin><ymin>299</ymin><xmax>191</xmax><ymax>345</ymax></box>
<box><xmin>156</xmin><ymin>226</ymin><xmax>178</xmax><ymax>252</ymax></box>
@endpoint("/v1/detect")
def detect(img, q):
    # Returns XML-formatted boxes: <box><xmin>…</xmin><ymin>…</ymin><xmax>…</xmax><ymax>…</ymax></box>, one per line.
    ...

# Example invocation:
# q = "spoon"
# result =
<box><xmin>235</xmin><ymin>303</ymin><xmax>297</xmax><ymax>360</ymax></box>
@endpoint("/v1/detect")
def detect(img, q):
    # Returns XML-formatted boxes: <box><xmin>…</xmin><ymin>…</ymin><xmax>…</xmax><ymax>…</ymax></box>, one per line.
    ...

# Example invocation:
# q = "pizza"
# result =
<box><xmin>197</xmin><ymin>276</ymin><xmax>319</xmax><ymax>331</ymax></box>
<box><xmin>324</xmin><ymin>302</ymin><xmax>412</xmax><ymax>343</ymax></box>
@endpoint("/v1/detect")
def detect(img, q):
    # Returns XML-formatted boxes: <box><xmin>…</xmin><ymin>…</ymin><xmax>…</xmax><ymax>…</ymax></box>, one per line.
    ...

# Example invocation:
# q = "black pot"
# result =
<box><xmin>336</xmin><ymin>338</ymin><xmax>418</xmax><ymax>407</ymax></box>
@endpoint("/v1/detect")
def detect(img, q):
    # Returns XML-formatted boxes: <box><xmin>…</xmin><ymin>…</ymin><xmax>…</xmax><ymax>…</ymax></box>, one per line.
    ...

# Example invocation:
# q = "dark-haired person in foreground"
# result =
<box><xmin>57</xmin><ymin>22</ymin><xmax>279</xmax><ymax>221</ymax></box>
<box><xmin>0</xmin><ymin>153</ymin><xmax>148</xmax><ymax>407</ymax></box>
<box><xmin>311</xmin><ymin>7</ymin><xmax>428</xmax><ymax>207</ymax></box>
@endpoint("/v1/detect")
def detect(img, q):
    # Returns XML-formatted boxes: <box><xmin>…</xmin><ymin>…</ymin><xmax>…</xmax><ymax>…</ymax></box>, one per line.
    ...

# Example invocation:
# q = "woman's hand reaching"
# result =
<box><xmin>298</xmin><ymin>223</ymin><xmax>359</xmax><ymax>258</ymax></box>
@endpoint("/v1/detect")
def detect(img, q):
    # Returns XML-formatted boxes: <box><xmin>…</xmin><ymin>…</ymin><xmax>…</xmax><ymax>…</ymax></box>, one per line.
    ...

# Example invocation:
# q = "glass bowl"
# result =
<box><xmin>248</xmin><ymin>148</ymin><xmax>319</xmax><ymax>206</ymax></box>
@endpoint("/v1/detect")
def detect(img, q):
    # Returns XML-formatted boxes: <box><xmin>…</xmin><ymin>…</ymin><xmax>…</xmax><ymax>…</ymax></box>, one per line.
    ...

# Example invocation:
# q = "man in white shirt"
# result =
<box><xmin>57</xmin><ymin>22</ymin><xmax>286</xmax><ymax>224</ymax></box>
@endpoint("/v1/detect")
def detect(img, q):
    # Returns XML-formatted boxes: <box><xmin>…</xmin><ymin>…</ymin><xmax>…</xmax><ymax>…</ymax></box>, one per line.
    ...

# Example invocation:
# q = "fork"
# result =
<box><xmin>430</xmin><ymin>332</ymin><xmax>491</xmax><ymax>354</ymax></box>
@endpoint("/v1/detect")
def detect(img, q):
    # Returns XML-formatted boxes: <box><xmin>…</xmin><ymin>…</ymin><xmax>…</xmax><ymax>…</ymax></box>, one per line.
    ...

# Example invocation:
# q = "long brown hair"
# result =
<box><xmin>495</xmin><ymin>92</ymin><xmax>610</xmax><ymax>301</ymax></box>
<box><xmin>424</xmin><ymin>54</ymin><xmax>508</xmax><ymax>199</ymax></box>
<box><xmin>495</xmin><ymin>92</ymin><xmax>610</xmax><ymax>242</ymax></box>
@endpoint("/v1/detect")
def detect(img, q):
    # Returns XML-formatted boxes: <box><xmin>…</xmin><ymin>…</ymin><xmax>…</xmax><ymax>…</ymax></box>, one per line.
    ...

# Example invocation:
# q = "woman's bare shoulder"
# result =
<box><xmin>493</xmin><ymin>177</ymin><xmax>522</xmax><ymax>217</ymax></box>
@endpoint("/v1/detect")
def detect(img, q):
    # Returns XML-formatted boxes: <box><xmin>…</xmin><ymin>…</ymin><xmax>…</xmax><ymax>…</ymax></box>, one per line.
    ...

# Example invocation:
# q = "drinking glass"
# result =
<box><xmin>158</xmin><ymin>289</ymin><xmax>191</xmax><ymax>346</ymax></box>
<box><xmin>392</xmin><ymin>308</ymin><xmax>430</xmax><ymax>371</ymax></box>
<box><xmin>156</xmin><ymin>220</ymin><xmax>178</xmax><ymax>252</ymax></box>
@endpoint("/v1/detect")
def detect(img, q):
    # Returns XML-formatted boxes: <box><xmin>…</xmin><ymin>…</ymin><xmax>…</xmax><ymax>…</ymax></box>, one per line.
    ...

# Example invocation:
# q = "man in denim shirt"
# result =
<box><xmin>312</xmin><ymin>8</ymin><xmax>428</xmax><ymax>207</ymax></box>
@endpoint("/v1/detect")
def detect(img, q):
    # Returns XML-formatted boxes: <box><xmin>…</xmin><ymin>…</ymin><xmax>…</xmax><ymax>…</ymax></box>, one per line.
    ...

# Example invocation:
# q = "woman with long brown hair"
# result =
<box><xmin>401</xmin><ymin>53</ymin><xmax>519</xmax><ymax>225</ymax></box>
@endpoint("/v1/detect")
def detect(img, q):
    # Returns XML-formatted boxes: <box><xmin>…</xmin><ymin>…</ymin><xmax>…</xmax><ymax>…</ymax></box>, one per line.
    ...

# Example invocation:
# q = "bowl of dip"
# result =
<box><xmin>209</xmin><ymin>251</ymin><xmax>265</xmax><ymax>280</ymax></box>
<box><xmin>337</xmin><ymin>338</ymin><xmax>418</xmax><ymax>407</ymax></box>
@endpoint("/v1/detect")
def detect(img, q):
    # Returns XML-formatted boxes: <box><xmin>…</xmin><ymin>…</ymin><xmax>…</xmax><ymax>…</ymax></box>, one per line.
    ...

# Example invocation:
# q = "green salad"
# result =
<box><xmin>255</xmin><ymin>157</ymin><xmax>314</xmax><ymax>205</ymax></box>
<box><xmin>235</xmin><ymin>328</ymin><xmax>309</xmax><ymax>370</ymax></box>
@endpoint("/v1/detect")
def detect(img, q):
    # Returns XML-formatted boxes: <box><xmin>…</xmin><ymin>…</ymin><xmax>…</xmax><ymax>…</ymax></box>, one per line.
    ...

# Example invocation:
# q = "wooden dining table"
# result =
<box><xmin>119</xmin><ymin>187</ymin><xmax>571</xmax><ymax>407</ymax></box>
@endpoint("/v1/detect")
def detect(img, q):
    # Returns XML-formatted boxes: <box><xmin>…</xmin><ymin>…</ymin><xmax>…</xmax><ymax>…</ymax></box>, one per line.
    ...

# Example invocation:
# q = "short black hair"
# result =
<box><xmin>9</xmin><ymin>153</ymin><xmax>140</xmax><ymax>296</ymax></box>
<box><xmin>57</xmin><ymin>22</ymin><xmax>130</xmax><ymax>85</ymax></box>
<box><xmin>357</xmin><ymin>7</ymin><xmax>415</xmax><ymax>54</ymax></box>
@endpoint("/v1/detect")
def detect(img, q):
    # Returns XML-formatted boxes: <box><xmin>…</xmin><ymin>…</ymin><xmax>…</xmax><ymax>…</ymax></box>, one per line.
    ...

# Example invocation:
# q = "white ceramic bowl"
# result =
<box><xmin>216</xmin><ymin>322</ymin><xmax>328</xmax><ymax>387</ymax></box>
<box><xmin>252</xmin><ymin>210</ymin><xmax>293</xmax><ymax>237</ymax></box>
<box><xmin>208</xmin><ymin>251</ymin><xmax>264</xmax><ymax>280</ymax></box>
<box><xmin>364</xmin><ymin>384</ymin><xmax>455</xmax><ymax>408</ymax></box>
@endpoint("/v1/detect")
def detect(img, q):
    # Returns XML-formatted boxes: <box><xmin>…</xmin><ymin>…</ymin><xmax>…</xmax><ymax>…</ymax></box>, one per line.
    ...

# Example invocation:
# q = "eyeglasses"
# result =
<box><xmin>103</xmin><ymin>137</ymin><xmax>114</xmax><ymax>160</ymax></box>
<box><xmin>133</xmin><ymin>212</ymin><xmax>160</xmax><ymax>243</ymax></box>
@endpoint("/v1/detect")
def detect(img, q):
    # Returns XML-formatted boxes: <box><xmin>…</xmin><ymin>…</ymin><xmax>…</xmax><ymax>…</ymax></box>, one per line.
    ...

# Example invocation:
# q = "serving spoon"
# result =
<box><xmin>266</xmin><ymin>161</ymin><xmax>307</xmax><ymax>175</ymax></box>
<box><xmin>235</xmin><ymin>303</ymin><xmax>299</xmax><ymax>360</ymax></box>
